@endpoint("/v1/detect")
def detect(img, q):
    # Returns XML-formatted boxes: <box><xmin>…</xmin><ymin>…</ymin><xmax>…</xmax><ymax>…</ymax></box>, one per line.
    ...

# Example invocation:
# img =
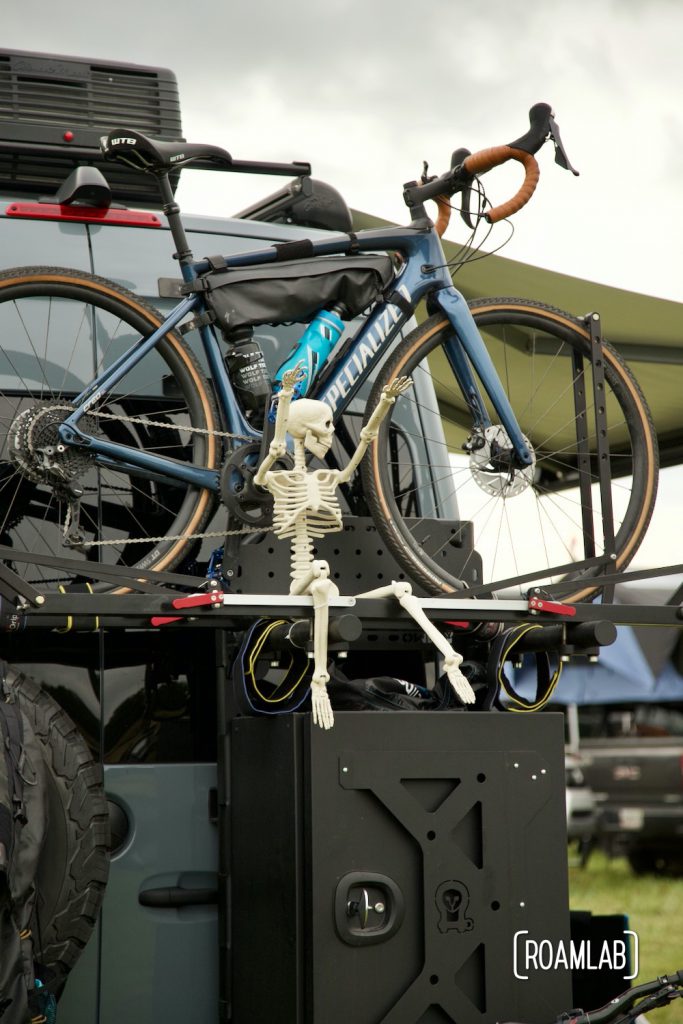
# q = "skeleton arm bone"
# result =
<box><xmin>254</xmin><ymin>365</ymin><xmax>304</xmax><ymax>486</ymax></box>
<box><xmin>337</xmin><ymin>376</ymin><xmax>413</xmax><ymax>484</ymax></box>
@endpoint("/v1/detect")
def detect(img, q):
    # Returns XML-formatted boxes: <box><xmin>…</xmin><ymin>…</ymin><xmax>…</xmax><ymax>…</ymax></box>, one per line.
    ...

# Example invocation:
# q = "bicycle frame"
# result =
<box><xmin>58</xmin><ymin>221</ymin><xmax>534</xmax><ymax>492</ymax></box>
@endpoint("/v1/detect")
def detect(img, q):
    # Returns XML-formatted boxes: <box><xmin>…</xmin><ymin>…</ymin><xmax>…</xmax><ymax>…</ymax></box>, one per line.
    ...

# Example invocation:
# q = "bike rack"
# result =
<box><xmin>0</xmin><ymin>298</ymin><xmax>657</xmax><ymax>630</ymax></box>
<box><xmin>1</xmin><ymin>543</ymin><xmax>682</xmax><ymax>633</ymax></box>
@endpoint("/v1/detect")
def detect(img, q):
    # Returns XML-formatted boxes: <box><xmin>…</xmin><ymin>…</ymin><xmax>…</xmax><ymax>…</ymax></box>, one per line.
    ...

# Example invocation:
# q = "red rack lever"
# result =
<box><xmin>151</xmin><ymin>589</ymin><xmax>224</xmax><ymax>627</ymax></box>
<box><xmin>170</xmin><ymin>592</ymin><xmax>224</xmax><ymax>610</ymax></box>
<box><xmin>527</xmin><ymin>595</ymin><xmax>576</xmax><ymax>617</ymax></box>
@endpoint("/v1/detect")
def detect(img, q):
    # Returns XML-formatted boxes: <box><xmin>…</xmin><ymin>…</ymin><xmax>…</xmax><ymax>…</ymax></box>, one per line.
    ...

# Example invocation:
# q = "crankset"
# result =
<box><xmin>220</xmin><ymin>443</ymin><xmax>293</xmax><ymax>527</ymax></box>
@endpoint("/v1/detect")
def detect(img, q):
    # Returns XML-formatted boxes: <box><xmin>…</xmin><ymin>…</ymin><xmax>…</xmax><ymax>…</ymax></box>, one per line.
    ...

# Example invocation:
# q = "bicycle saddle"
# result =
<box><xmin>100</xmin><ymin>128</ymin><xmax>232</xmax><ymax>172</ymax></box>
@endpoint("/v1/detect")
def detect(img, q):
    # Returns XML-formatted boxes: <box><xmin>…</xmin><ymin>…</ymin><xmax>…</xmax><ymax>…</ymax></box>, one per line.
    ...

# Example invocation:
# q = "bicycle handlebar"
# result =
<box><xmin>404</xmin><ymin>102</ymin><xmax>577</xmax><ymax>236</ymax></box>
<box><xmin>500</xmin><ymin>969</ymin><xmax>683</xmax><ymax>1024</ymax></box>
<box><xmin>462</xmin><ymin>145</ymin><xmax>540</xmax><ymax>224</ymax></box>
<box><xmin>418</xmin><ymin>143</ymin><xmax>539</xmax><ymax>238</ymax></box>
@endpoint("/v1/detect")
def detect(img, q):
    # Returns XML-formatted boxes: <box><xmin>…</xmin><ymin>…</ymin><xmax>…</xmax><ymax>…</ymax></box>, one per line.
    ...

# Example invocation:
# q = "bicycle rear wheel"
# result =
<box><xmin>362</xmin><ymin>299</ymin><xmax>658</xmax><ymax>601</ymax></box>
<box><xmin>0</xmin><ymin>267</ymin><xmax>220</xmax><ymax>592</ymax></box>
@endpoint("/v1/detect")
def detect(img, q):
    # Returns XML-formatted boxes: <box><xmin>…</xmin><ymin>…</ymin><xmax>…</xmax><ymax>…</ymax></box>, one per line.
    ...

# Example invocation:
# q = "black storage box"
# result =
<box><xmin>230</xmin><ymin>711</ymin><xmax>572</xmax><ymax>1023</ymax></box>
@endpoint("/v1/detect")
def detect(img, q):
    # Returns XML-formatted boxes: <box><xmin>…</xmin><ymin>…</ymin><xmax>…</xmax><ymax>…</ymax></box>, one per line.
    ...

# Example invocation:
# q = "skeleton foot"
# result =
<box><xmin>311</xmin><ymin>677</ymin><xmax>334</xmax><ymax>730</ymax></box>
<box><xmin>443</xmin><ymin>654</ymin><xmax>476</xmax><ymax>705</ymax></box>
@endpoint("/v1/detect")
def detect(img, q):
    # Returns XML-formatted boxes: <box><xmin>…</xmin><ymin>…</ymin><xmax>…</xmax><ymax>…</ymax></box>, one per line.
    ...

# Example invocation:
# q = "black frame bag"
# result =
<box><xmin>195</xmin><ymin>254</ymin><xmax>395</xmax><ymax>332</ymax></box>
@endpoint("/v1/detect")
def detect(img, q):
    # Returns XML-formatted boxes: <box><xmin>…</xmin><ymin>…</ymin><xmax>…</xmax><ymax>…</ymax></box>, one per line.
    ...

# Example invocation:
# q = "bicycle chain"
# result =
<box><xmin>43</xmin><ymin>404</ymin><xmax>267</xmax><ymax>548</ymax></box>
<box><xmin>68</xmin><ymin>523</ymin><xmax>266</xmax><ymax>548</ymax></box>
<box><xmin>44</xmin><ymin>403</ymin><xmax>253</xmax><ymax>442</ymax></box>
<box><xmin>93</xmin><ymin>406</ymin><xmax>253</xmax><ymax>443</ymax></box>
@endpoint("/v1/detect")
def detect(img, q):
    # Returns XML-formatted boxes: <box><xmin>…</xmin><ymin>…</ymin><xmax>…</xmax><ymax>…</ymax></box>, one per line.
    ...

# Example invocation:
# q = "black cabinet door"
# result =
<box><xmin>231</xmin><ymin>711</ymin><xmax>572</xmax><ymax>1024</ymax></box>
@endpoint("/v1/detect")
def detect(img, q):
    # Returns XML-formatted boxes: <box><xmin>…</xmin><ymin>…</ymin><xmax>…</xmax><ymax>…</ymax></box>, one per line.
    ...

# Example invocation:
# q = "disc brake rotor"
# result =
<box><xmin>469</xmin><ymin>425</ymin><xmax>536</xmax><ymax>497</ymax></box>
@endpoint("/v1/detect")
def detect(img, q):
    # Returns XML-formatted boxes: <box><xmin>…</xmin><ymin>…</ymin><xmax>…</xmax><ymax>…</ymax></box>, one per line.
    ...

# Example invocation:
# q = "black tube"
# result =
<box><xmin>511</xmin><ymin>620</ymin><xmax>617</xmax><ymax>653</ymax></box>
<box><xmin>261</xmin><ymin>614</ymin><xmax>362</xmax><ymax>653</ymax></box>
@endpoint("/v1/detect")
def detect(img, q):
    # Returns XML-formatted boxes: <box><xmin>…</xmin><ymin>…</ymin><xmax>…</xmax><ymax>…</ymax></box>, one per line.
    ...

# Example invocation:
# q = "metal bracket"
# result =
<box><xmin>585</xmin><ymin>311</ymin><xmax>617</xmax><ymax>603</ymax></box>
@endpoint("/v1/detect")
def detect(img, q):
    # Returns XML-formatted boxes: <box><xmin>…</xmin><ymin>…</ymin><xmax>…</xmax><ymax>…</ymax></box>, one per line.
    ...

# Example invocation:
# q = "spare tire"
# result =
<box><xmin>6</xmin><ymin>669</ymin><xmax>110</xmax><ymax>981</ymax></box>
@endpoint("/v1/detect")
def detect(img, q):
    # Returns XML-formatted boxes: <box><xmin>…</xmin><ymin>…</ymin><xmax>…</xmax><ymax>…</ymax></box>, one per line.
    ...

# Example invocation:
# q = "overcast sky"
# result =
<box><xmin>4</xmin><ymin>0</ymin><xmax>683</xmax><ymax>303</ymax></box>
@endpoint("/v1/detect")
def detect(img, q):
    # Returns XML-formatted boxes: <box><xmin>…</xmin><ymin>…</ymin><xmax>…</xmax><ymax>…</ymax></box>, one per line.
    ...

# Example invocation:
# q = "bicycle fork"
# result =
<box><xmin>432</xmin><ymin>287</ymin><xmax>534</xmax><ymax>467</ymax></box>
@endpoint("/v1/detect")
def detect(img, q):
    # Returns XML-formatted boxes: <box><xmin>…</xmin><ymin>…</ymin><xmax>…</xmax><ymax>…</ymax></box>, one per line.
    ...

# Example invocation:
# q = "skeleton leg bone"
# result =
<box><xmin>357</xmin><ymin>581</ymin><xmax>476</xmax><ymax>705</ymax></box>
<box><xmin>291</xmin><ymin>560</ymin><xmax>338</xmax><ymax>730</ymax></box>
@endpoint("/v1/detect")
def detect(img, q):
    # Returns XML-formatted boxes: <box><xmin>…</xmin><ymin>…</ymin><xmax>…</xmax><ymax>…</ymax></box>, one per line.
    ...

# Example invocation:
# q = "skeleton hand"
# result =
<box><xmin>311</xmin><ymin>679</ymin><xmax>335</xmax><ymax>730</ymax></box>
<box><xmin>382</xmin><ymin>376</ymin><xmax>413</xmax><ymax>403</ymax></box>
<box><xmin>443</xmin><ymin>654</ymin><xmax>476</xmax><ymax>705</ymax></box>
<box><xmin>358</xmin><ymin>376</ymin><xmax>413</xmax><ymax>448</ymax></box>
<box><xmin>254</xmin><ymin>363</ymin><xmax>306</xmax><ymax>484</ymax></box>
<box><xmin>280</xmin><ymin>363</ymin><xmax>307</xmax><ymax>395</ymax></box>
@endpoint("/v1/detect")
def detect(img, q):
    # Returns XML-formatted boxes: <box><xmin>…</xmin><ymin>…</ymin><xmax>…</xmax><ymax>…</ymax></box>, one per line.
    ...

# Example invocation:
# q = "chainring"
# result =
<box><xmin>220</xmin><ymin>443</ymin><xmax>293</xmax><ymax>527</ymax></box>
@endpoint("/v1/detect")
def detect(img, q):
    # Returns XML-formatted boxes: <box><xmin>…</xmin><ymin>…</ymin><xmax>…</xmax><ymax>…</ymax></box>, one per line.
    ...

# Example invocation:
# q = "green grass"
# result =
<box><xmin>568</xmin><ymin>849</ymin><xmax>683</xmax><ymax>1024</ymax></box>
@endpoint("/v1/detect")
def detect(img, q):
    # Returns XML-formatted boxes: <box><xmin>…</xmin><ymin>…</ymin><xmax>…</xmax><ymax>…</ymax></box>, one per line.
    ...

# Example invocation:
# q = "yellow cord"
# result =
<box><xmin>84</xmin><ymin>582</ymin><xmax>100</xmax><ymax>630</ymax></box>
<box><xmin>55</xmin><ymin>586</ymin><xmax>73</xmax><ymax>633</ymax></box>
<box><xmin>497</xmin><ymin>624</ymin><xmax>563</xmax><ymax>712</ymax></box>
<box><xmin>55</xmin><ymin>582</ymin><xmax>100</xmax><ymax>631</ymax></box>
<box><xmin>247</xmin><ymin>620</ymin><xmax>309</xmax><ymax>704</ymax></box>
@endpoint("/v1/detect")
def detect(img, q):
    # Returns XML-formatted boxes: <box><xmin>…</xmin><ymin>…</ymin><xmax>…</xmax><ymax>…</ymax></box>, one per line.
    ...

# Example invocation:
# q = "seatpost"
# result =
<box><xmin>155</xmin><ymin>171</ymin><xmax>195</xmax><ymax>272</ymax></box>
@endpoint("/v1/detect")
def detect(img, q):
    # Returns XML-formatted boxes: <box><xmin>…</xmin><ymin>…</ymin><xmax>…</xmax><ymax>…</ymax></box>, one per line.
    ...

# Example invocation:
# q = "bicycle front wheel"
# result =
<box><xmin>0</xmin><ymin>267</ymin><xmax>220</xmax><ymax>592</ymax></box>
<box><xmin>362</xmin><ymin>298</ymin><xmax>658</xmax><ymax>601</ymax></box>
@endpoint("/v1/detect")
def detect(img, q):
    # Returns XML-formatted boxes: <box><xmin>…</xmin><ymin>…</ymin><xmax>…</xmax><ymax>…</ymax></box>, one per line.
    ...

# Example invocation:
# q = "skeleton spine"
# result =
<box><xmin>290</xmin><ymin>520</ymin><xmax>315</xmax><ymax>584</ymax></box>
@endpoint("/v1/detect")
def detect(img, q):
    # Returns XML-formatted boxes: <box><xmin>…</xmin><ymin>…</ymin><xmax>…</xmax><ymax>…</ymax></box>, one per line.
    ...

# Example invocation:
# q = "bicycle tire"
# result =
<box><xmin>7</xmin><ymin>668</ymin><xmax>110</xmax><ymax>982</ymax></box>
<box><xmin>361</xmin><ymin>298</ymin><xmax>658</xmax><ymax>602</ymax></box>
<box><xmin>0</xmin><ymin>267</ymin><xmax>220</xmax><ymax>593</ymax></box>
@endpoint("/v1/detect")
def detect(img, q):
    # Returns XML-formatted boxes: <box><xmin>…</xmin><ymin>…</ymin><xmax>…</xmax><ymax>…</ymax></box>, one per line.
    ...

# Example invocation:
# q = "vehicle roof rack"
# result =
<box><xmin>233</xmin><ymin>175</ymin><xmax>354</xmax><ymax>232</ymax></box>
<box><xmin>0</xmin><ymin>48</ymin><xmax>183</xmax><ymax>203</ymax></box>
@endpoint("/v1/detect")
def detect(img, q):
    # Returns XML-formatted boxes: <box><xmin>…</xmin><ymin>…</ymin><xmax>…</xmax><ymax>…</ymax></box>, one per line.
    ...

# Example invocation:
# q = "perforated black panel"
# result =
<box><xmin>226</xmin><ymin>516</ymin><xmax>481</xmax><ymax>597</ymax></box>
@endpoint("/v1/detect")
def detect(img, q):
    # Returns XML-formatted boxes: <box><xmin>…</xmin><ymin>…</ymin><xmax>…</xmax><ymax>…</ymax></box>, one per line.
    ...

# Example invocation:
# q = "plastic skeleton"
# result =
<box><xmin>254</xmin><ymin>366</ymin><xmax>475</xmax><ymax>729</ymax></box>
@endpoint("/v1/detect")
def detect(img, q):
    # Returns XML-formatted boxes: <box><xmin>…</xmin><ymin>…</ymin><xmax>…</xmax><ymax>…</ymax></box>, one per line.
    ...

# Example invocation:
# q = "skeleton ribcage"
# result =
<box><xmin>270</xmin><ymin>472</ymin><xmax>343</xmax><ymax>539</ymax></box>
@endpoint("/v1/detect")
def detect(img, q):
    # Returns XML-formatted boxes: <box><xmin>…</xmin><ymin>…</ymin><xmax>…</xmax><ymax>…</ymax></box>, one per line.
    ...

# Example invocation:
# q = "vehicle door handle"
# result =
<box><xmin>138</xmin><ymin>886</ymin><xmax>218</xmax><ymax>908</ymax></box>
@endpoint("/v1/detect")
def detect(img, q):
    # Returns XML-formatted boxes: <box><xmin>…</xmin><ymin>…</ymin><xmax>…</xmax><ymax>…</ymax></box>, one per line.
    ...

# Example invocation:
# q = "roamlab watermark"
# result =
<box><xmin>513</xmin><ymin>930</ymin><xmax>638</xmax><ymax>981</ymax></box>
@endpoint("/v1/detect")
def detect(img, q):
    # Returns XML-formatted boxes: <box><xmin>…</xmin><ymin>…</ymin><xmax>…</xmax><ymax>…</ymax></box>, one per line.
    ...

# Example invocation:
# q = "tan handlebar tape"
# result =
<box><xmin>434</xmin><ymin>195</ymin><xmax>452</xmax><ymax>237</ymax></box>
<box><xmin>463</xmin><ymin>145</ymin><xmax>540</xmax><ymax>224</ymax></box>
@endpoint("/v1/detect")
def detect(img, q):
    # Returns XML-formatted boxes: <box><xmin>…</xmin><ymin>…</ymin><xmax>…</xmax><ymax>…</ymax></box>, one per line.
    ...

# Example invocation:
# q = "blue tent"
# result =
<box><xmin>512</xmin><ymin>583</ymin><xmax>683</xmax><ymax>705</ymax></box>
<box><xmin>513</xmin><ymin>627</ymin><xmax>656</xmax><ymax>705</ymax></box>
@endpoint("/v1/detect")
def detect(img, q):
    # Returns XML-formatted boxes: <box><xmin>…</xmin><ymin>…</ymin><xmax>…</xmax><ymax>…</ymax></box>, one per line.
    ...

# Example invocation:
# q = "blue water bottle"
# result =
<box><xmin>273</xmin><ymin>305</ymin><xmax>345</xmax><ymax>397</ymax></box>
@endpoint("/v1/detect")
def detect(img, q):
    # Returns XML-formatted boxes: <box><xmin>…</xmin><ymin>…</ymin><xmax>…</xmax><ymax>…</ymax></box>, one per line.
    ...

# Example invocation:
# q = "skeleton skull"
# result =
<box><xmin>287</xmin><ymin>399</ymin><xmax>334</xmax><ymax>458</ymax></box>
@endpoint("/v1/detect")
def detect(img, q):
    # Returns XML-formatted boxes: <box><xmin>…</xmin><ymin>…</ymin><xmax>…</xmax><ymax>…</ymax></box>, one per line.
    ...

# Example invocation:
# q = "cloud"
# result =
<box><xmin>2</xmin><ymin>0</ymin><xmax>683</xmax><ymax>297</ymax></box>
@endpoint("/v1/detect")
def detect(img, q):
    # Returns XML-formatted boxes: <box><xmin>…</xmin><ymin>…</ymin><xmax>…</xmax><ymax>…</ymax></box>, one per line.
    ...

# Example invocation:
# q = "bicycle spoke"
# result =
<box><xmin>0</xmin><ymin>272</ymin><xmax>218</xmax><ymax>590</ymax></box>
<box><xmin>364</xmin><ymin>302</ymin><xmax>657</xmax><ymax>598</ymax></box>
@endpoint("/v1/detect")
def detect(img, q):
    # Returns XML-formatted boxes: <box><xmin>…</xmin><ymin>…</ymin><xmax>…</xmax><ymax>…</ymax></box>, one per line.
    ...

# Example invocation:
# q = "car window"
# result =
<box><xmin>2</xmin><ymin>632</ymin><xmax>217</xmax><ymax>764</ymax></box>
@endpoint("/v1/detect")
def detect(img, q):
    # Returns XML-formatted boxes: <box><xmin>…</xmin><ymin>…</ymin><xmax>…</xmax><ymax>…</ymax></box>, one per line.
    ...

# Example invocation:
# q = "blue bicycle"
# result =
<box><xmin>0</xmin><ymin>104</ymin><xmax>658</xmax><ymax>598</ymax></box>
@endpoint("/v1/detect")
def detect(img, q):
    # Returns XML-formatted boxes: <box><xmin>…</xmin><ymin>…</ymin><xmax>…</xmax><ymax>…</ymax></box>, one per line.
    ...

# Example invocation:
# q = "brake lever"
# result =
<box><xmin>548</xmin><ymin>113</ymin><xmax>579</xmax><ymax>176</ymax></box>
<box><xmin>450</xmin><ymin>146</ymin><xmax>474</xmax><ymax>228</ymax></box>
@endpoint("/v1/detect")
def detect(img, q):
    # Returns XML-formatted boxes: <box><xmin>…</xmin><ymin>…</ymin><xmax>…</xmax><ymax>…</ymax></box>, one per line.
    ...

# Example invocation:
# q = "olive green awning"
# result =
<box><xmin>353</xmin><ymin>209</ymin><xmax>683</xmax><ymax>466</ymax></box>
